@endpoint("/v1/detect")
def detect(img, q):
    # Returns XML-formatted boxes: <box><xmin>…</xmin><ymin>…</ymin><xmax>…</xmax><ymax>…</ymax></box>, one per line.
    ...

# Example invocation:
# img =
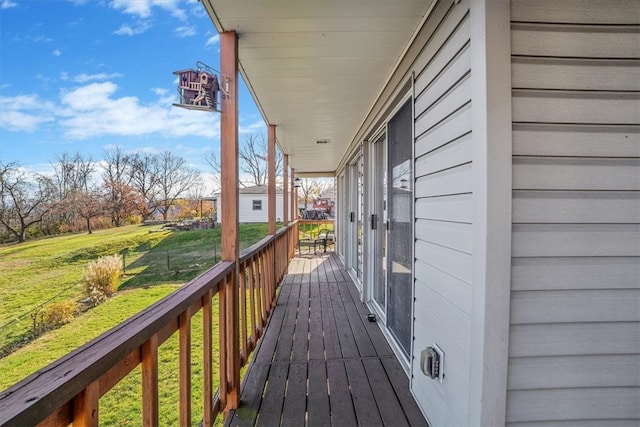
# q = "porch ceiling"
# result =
<box><xmin>202</xmin><ymin>0</ymin><xmax>432</xmax><ymax>174</ymax></box>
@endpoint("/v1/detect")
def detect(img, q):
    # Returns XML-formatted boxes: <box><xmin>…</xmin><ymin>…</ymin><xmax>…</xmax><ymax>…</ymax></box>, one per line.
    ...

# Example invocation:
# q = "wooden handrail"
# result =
<box><xmin>0</xmin><ymin>222</ymin><xmax>299</xmax><ymax>427</ymax></box>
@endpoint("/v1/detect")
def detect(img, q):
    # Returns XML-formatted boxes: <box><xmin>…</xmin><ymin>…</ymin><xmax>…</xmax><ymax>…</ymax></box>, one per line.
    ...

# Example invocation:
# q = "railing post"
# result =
<box><xmin>179</xmin><ymin>311</ymin><xmax>192</xmax><ymax>426</ymax></box>
<box><xmin>141</xmin><ymin>335</ymin><xmax>158</xmax><ymax>427</ymax></box>
<box><xmin>72</xmin><ymin>381</ymin><xmax>99</xmax><ymax>427</ymax></box>
<box><xmin>220</xmin><ymin>29</ymin><xmax>240</xmax><ymax>413</ymax></box>
<box><xmin>268</xmin><ymin>124</ymin><xmax>276</xmax><ymax>235</ymax></box>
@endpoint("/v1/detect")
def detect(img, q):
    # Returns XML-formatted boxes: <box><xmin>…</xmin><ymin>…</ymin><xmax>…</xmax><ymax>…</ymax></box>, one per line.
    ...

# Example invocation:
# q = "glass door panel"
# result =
<box><xmin>386</xmin><ymin>100</ymin><xmax>413</xmax><ymax>357</ymax></box>
<box><xmin>371</xmin><ymin>135</ymin><xmax>386</xmax><ymax>310</ymax></box>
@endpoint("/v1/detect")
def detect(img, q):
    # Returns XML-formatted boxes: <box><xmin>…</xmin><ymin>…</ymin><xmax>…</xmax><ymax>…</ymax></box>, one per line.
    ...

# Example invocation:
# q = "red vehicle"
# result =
<box><xmin>312</xmin><ymin>198</ymin><xmax>333</xmax><ymax>216</ymax></box>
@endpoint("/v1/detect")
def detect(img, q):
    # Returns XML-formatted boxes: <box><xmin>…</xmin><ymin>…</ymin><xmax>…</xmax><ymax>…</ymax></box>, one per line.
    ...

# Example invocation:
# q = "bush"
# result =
<box><xmin>44</xmin><ymin>300</ymin><xmax>78</xmax><ymax>328</ymax></box>
<box><xmin>84</xmin><ymin>255</ymin><xmax>123</xmax><ymax>306</ymax></box>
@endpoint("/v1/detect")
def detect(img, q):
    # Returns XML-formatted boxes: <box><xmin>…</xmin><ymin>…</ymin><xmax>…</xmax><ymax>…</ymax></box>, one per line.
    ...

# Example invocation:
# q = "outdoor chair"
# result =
<box><xmin>317</xmin><ymin>229</ymin><xmax>335</xmax><ymax>252</ymax></box>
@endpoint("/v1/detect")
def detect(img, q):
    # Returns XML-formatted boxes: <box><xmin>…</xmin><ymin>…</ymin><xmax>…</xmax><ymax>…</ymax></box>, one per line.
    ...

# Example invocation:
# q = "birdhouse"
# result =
<box><xmin>173</xmin><ymin>63</ymin><xmax>221</xmax><ymax>112</ymax></box>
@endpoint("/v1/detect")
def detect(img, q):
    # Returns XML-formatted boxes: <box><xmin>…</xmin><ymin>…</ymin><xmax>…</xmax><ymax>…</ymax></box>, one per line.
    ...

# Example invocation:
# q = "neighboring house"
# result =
<box><xmin>205</xmin><ymin>1</ymin><xmax>639</xmax><ymax>425</ymax></box>
<box><xmin>216</xmin><ymin>185</ymin><xmax>283</xmax><ymax>224</ymax></box>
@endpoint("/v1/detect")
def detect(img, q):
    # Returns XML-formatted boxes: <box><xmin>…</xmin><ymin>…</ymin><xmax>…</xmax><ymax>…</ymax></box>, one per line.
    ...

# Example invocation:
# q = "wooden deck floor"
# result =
<box><xmin>225</xmin><ymin>253</ymin><xmax>429</xmax><ymax>427</ymax></box>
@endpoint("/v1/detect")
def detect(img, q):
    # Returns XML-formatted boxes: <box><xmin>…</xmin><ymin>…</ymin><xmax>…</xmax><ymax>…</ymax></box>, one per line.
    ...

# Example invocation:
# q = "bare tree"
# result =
<box><xmin>128</xmin><ymin>152</ymin><xmax>160</xmax><ymax>220</ymax></box>
<box><xmin>155</xmin><ymin>151</ymin><xmax>201</xmax><ymax>220</ymax></box>
<box><xmin>0</xmin><ymin>162</ymin><xmax>57</xmax><ymax>242</ymax></box>
<box><xmin>102</xmin><ymin>147</ymin><xmax>137</xmax><ymax>226</ymax></box>
<box><xmin>299</xmin><ymin>178</ymin><xmax>327</xmax><ymax>210</ymax></box>
<box><xmin>52</xmin><ymin>152</ymin><xmax>95</xmax><ymax>196</ymax></box>
<box><xmin>239</xmin><ymin>133</ymin><xmax>283</xmax><ymax>186</ymax></box>
<box><xmin>51</xmin><ymin>152</ymin><xmax>96</xmax><ymax>231</ymax></box>
<box><xmin>204</xmin><ymin>151</ymin><xmax>222</xmax><ymax>192</ymax></box>
<box><xmin>74</xmin><ymin>189</ymin><xmax>103</xmax><ymax>234</ymax></box>
<box><xmin>206</xmin><ymin>133</ymin><xmax>283</xmax><ymax>189</ymax></box>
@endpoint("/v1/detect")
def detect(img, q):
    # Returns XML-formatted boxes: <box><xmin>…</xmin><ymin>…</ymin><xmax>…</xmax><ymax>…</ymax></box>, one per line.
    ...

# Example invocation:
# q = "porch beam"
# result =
<box><xmin>283</xmin><ymin>154</ymin><xmax>289</xmax><ymax>225</ymax></box>
<box><xmin>268</xmin><ymin>124</ymin><xmax>276</xmax><ymax>235</ymax></box>
<box><xmin>220</xmin><ymin>30</ymin><xmax>240</xmax><ymax>412</ymax></box>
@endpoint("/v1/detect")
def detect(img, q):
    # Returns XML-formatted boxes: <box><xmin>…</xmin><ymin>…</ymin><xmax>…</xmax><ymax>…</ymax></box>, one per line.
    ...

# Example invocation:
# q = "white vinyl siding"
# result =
<box><xmin>508</xmin><ymin>1</ymin><xmax>640</xmax><ymax>425</ymax></box>
<box><xmin>410</xmin><ymin>0</ymin><xmax>473</xmax><ymax>425</ymax></box>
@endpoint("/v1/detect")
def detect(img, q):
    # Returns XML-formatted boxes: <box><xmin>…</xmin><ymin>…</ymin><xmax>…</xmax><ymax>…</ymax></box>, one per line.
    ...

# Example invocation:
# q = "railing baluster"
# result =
<box><xmin>218</xmin><ymin>275</ymin><xmax>228</xmax><ymax>411</ymax></box>
<box><xmin>255</xmin><ymin>255</ymin><xmax>264</xmax><ymax>336</ymax></box>
<box><xmin>72</xmin><ymin>381</ymin><xmax>99</xmax><ymax>427</ymax></box>
<box><xmin>179</xmin><ymin>310</ymin><xmax>192</xmax><ymax>427</ymax></box>
<box><xmin>225</xmin><ymin>270</ymin><xmax>240</xmax><ymax>410</ymax></box>
<box><xmin>260</xmin><ymin>251</ymin><xmax>269</xmax><ymax>324</ymax></box>
<box><xmin>141</xmin><ymin>335</ymin><xmax>158</xmax><ymax>427</ymax></box>
<box><xmin>248</xmin><ymin>260</ymin><xmax>257</xmax><ymax>345</ymax></box>
<box><xmin>203</xmin><ymin>290</ymin><xmax>214</xmax><ymax>426</ymax></box>
<box><xmin>240</xmin><ymin>262</ymin><xmax>248</xmax><ymax>364</ymax></box>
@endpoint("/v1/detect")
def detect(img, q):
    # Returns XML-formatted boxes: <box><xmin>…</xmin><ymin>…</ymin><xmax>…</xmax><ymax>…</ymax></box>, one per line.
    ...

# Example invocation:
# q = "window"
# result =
<box><xmin>252</xmin><ymin>200</ymin><xmax>262</xmax><ymax>210</ymax></box>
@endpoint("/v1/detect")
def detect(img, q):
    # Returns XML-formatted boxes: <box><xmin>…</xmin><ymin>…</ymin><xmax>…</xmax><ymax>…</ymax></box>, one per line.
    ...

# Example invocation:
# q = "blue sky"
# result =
<box><xmin>0</xmin><ymin>0</ymin><xmax>265</xmax><ymax>189</ymax></box>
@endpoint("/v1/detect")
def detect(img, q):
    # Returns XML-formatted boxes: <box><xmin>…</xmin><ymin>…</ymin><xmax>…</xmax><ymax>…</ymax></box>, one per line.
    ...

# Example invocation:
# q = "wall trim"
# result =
<box><xmin>468</xmin><ymin>1</ymin><xmax>513</xmax><ymax>425</ymax></box>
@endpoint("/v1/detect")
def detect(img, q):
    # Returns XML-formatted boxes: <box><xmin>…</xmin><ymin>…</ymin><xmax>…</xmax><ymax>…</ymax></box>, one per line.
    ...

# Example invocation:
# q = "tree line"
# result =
<box><xmin>1</xmin><ymin>134</ymin><xmax>333</xmax><ymax>244</ymax></box>
<box><xmin>0</xmin><ymin>147</ymin><xmax>201</xmax><ymax>243</ymax></box>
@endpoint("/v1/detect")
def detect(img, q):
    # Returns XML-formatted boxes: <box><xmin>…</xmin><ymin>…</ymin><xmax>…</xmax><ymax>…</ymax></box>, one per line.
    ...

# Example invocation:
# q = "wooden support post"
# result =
<box><xmin>73</xmin><ymin>381</ymin><xmax>99</xmax><ymax>427</ymax></box>
<box><xmin>220</xmin><ymin>30</ymin><xmax>240</xmax><ymax>412</ymax></box>
<box><xmin>268</xmin><ymin>124</ymin><xmax>276</xmax><ymax>235</ymax></box>
<box><xmin>291</xmin><ymin>168</ymin><xmax>296</xmax><ymax>221</ymax></box>
<box><xmin>141</xmin><ymin>335</ymin><xmax>159</xmax><ymax>427</ymax></box>
<box><xmin>283</xmin><ymin>154</ymin><xmax>289</xmax><ymax>226</ymax></box>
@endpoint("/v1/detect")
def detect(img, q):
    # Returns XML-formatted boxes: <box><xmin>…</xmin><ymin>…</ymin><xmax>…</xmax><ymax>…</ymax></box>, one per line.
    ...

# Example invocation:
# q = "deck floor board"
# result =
<box><xmin>226</xmin><ymin>253</ymin><xmax>429</xmax><ymax>427</ymax></box>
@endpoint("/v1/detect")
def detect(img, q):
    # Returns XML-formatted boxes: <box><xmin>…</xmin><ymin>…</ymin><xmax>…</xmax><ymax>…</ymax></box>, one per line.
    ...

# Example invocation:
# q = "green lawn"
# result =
<box><xmin>0</xmin><ymin>223</ymin><xmax>270</xmax><ymax>354</ymax></box>
<box><xmin>0</xmin><ymin>222</ymin><xmax>272</xmax><ymax>425</ymax></box>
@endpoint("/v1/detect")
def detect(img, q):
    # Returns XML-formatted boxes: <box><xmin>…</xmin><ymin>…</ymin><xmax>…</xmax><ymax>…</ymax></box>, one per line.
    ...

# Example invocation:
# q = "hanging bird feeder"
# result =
<box><xmin>173</xmin><ymin>61</ymin><xmax>221</xmax><ymax>112</ymax></box>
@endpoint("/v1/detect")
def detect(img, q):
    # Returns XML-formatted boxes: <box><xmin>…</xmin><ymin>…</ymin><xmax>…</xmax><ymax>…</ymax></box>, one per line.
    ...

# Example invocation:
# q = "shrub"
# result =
<box><xmin>44</xmin><ymin>300</ymin><xmax>78</xmax><ymax>328</ymax></box>
<box><xmin>84</xmin><ymin>255</ymin><xmax>123</xmax><ymax>305</ymax></box>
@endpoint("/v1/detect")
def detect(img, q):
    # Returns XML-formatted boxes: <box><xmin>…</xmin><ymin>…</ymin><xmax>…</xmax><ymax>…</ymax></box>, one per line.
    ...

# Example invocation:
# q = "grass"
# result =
<box><xmin>0</xmin><ymin>222</ymin><xmax>273</xmax><ymax>425</ymax></box>
<box><xmin>0</xmin><ymin>223</ymin><xmax>270</xmax><ymax>354</ymax></box>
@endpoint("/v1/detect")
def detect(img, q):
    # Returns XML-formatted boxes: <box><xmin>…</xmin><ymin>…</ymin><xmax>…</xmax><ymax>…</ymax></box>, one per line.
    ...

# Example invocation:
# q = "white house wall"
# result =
<box><xmin>410</xmin><ymin>0</ymin><xmax>474</xmax><ymax>425</ymax></box>
<box><xmin>217</xmin><ymin>193</ymin><xmax>284</xmax><ymax>224</ymax></box>
<box><xmin>508</xmin><ymin>0</ymin><xmax>640</xmax><ymax>424</ymax></box>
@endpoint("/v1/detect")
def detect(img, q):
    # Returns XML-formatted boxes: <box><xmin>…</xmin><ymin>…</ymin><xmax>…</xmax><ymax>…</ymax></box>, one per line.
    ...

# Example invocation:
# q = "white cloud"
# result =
<box><xmin>1</xmin><ymin>0</ymin><xmax>17</xmax><ymax>9</ymax></box>
<box><xmin>174</xmin><ymin>25</ymin><xmax>195</xmax><ymax>38</ymax></box>
<box><xmin>110</xmin><ymin>0</ymin><xmax>186</xmax><ymax>20</ymax></box>
<box><xmin>151</xmin><ymin>87</ymin><xmax>168</xmax><ymax>96</ymax></box>
<box><xmin>114</xmin><ymin>21</ymin><xmax>150</xmax><ymax>36</ymax></box>
<box><xmin>110</xmin><ymin>0</ymin><xmax>153</xmax><ymax>18</ymax></box>
<box><xmin>74</xmin><ymin>72</ymin><xmax>122</xmax><ymax>83</ymax></box>
<box><xmin>0</xmin><ymin>94</ymin><xmax>56</xmax><ymax>132</ymax></box>
<box><xmin>205</xmin><ymin>34</ymin><xmax>219</xmax><ymax>47</ymax></box>
<box><xmin>29</xmin><ymin>35</ymin><xmax>54</xmax><ymax>43</ymax></box>
<box><xmin>2</xmin><ymin>81</ymin><xmax>221</xmax><ymax>144</ymax></box>
<box><xmin>239</xmin><ymin>120</ymin><xmax>266</xmax><ymax>134</ymax></box>
<box><xmin>52</xmin><ymin>49</ymin><xmax>62</xmax><ymax>57</ymax></box>
<box><xmin>58</xmin><ymin>81</ymin><xmax>220</xmax><ymax>140</ymax></box>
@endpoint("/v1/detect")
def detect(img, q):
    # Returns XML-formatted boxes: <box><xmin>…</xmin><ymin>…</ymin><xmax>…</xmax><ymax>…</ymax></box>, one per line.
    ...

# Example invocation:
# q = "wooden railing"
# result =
<box><xmin>298</xmin><ymin>219</ymin><xmax>334</xmax><ymax>241</ymax></box>
<box><xmin>0</xmin><ymin>222</ymin><xmax>299</xmax><ymax>427</ymax></box>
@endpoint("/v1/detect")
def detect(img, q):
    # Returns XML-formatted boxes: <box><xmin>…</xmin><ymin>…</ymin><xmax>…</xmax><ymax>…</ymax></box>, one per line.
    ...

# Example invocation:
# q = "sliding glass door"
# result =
<box><xmin>386</xmin><ymin>101</ymin><xmax>413</xmax><ymax>357</ymax></box>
